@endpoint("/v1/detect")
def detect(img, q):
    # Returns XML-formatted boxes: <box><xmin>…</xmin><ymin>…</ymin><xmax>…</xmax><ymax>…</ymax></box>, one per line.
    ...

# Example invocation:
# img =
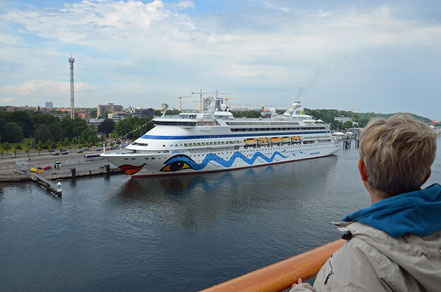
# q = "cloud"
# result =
<box><xmin>0</xmin><ymin>1</ymin><xmax>440</xmax><ymax>117</ymax></box>
<box><xmin>0</xmin><ymin>80</ymin><xmax>97</xmax><ymax>105</ymax></box>
<box><xmin>0</xmin><ymin>97</ymin><xmax>14</xmax><ymax>104</ymax></box>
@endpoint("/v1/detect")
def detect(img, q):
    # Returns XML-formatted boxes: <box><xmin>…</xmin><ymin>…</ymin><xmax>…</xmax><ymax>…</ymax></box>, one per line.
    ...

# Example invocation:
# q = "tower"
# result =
<box><xmin>69</xmin><ymin>57</ymin><xmax>75</xmax><ymax>119</ymax></box>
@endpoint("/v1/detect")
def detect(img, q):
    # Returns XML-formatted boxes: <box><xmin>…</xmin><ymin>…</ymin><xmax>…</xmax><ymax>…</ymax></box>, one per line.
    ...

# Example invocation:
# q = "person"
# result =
<box><xmin>292</xmin><ymin>114</ymin><xmax>441</xmax><ymax>291</ymax></box>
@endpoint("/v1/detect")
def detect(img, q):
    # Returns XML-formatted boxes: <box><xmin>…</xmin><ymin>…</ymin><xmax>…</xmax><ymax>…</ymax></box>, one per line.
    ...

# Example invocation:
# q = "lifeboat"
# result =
<box><xmin>271</xmin><ymin>137</ymin><xmax>281</xmax><ymax>144</ymax></box>
<box><xmin>257</xmin><ymin>137</ymin><xmax>269</xmax><ymax>144</ymax></box>
<box><xmin>244</xmin><ymin>138</ymin><xmax>257</xmax><ymax>144</ymax></box>
<box><xmin>282</xmin><ymin>137</ymin><xmax>291</xmax><ymax>143</ymax></box>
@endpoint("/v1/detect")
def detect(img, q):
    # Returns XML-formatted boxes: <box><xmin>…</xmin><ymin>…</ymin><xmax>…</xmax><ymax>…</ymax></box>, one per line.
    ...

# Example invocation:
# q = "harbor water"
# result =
<box><xmin>1</xmin><ymin>139</ymin><xmax>440</xmax><ymax>291</ymax></box>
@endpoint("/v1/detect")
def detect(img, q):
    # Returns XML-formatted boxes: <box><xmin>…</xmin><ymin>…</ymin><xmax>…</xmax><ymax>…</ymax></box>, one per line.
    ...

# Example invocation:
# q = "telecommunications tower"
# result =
<box><xmin>69</xmin><ymin>56</ymin><xmax>75</xmax><ymax>119</ymax></box>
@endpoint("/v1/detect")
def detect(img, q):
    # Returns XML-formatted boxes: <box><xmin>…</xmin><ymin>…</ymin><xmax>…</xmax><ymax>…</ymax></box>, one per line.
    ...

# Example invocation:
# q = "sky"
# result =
<box><xmin>0</xmin><ymin>0</ymin><xmax>441</xmax><ymax>119</ymax></box>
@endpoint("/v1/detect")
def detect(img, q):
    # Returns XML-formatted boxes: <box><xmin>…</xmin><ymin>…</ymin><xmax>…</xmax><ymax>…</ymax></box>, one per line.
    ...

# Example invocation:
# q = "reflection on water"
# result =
<box><xmin>111</xmin><ymin>156</ymin><xmax>339</xmax><ymax>230</ymax></box>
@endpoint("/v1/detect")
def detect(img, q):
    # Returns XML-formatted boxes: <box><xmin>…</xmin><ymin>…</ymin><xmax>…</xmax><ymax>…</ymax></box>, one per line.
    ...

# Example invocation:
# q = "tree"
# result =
<box><xmin>45</xmin><ymin>139</ymin><xmax>53</xmax><ymax>152</ymax></box>
<box><xmin>12</xmin><ymin>145</ymin><xmax>17</xmax><ymax>157</ymax></box>
<box><xmin>1</xmin><ymin>122</ymin><xmax>24</xmax><ymax>143</ymax></box>
<box><xmin>24</xmin><ymin>145</ymin><xmax>30</xmax><ymax>157</ymax></box>
<box><xmin>97</xmin><ymin>118</ymin><xmax>115</xmax><ymax>135</ymax></box>
<box><xmin>34</xmin><ymin>124</ymin><xmax>52</xmax><ymax>143</ymax></box>
<box><xmin>2</xmin><ymin>142</ymin><xmax>10</xmax><ymax>155</ymax></box>
<box><xmin>81</xmin><ymin>126</ymin><xmax>98</xmax><ymax>143</ymax></box>
<box><xmin>36</xmin><ymin>141</ymin><xmax>42</xmax><ymax>155</ymax></box>
<box><xmin>60</xmin><ymin>116</ymin><xmax>74</xmax><ymax>140</ymax></box>
<box><xmin>89</xmin><ymin>108</ymin><xmax>97</xmax><ymax>118</ymax></box>
<box><xmin>12</xmin><ymin>111</ymin><xmax>34</xmax><ymax>137</ymax></box>
<box><xmin>63</xmin><ymin>137</ymin><xmax>70</xmax><ymax>147</ymax></box>
<box><xmin>72</xmin><ymin>118</ymin><xmax>88</xmax><ymax>138</ymax></box>
<box><xmin>57</xmin><ymin>143</ymin><xmax>63</xmax><ymax>152</ymax></box>
<box><xmin>0</xmin><ymin>148</ymin><xmax>3</xmax><ymax>158</ymax></box>
<box><xmin>71</xmin><ymin>137</ymin><xmax>78</xmax><ymax>149</ymax></box>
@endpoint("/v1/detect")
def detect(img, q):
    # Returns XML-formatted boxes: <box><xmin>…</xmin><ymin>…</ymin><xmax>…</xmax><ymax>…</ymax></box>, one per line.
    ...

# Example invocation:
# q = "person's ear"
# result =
<box><xmin>422</xmin><ymin>169</ymin><xmax>431</xmax><ymax>185</ymax></box>
<box><xmin>358</xmin><ymin>159</ymin><xmax>368</xmax><ymax>182</ymax></box>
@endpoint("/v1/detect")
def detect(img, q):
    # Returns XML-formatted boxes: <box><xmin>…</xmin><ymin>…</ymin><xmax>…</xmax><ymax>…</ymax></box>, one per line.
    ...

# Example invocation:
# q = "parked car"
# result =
<box><xmin>30</xmin><ymin>167</ymin><xmax>44</xmax><ymax>174</ymax></box>
<box><xmin>42</xmin><ymin>166</ymin><xmax>52</xmax><ymax>170</ymax></box>
<box><xmin>61</xmin><ymin>151</ymin><xmax>68</xmax><ymax>155</ymax></box>
<box><xmin>77</xmin><ymin>149</ymin><xmax>84</xmax><ymax>153</ymax></box>
<box><xmin>95</xmin><ymin>148</ymin><xmax>102</xmax><ymax>151</ymax></box>
<box><xmin>52</xmin><ymin>152</ymin><xmax>60</xmax><ymax>156</ymax></box>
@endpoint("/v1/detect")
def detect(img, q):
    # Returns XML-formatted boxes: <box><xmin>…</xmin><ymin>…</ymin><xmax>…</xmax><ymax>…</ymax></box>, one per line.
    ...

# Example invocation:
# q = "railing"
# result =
<box><xmin>202</xmin><ymin>239</ymin><xmax>345</xmax><ymax>292</ymax></box>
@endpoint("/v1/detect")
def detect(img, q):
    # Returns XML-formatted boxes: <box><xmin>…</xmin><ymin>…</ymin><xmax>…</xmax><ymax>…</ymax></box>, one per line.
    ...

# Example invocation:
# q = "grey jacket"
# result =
<box><xmin>291</xmin><ymin>221</ymin><xmax>441</xmax><ymax>291</ymax></box>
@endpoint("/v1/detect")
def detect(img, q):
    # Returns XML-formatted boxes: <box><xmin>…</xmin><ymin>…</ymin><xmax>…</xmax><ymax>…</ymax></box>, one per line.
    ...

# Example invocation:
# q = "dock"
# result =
<box><xmin>31</xmin><ymin>174</ymin><xmax>62</xmax><ymax>197</ymax></box>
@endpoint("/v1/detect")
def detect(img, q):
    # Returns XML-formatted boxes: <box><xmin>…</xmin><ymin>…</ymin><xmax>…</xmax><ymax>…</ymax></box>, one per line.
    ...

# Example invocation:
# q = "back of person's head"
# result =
<box><xmin>360</xmin><ymin>114</ymin><xmax>437</xmax><ymax>197</ymax></box>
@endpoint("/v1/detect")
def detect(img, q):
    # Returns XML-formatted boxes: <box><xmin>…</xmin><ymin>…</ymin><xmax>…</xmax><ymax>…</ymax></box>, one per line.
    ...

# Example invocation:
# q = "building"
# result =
<box><xmin>97</xmin><ymin>103</ymin><xmax>123</xmax><ymax>118</ymax></box>
<box><xmin>45</xmin><ymin>101</ymin><xmax>54</xmax><ymax>109</ymax></box>
<box><xmin>108</xmin><ymin>112</ymin><xmax>131</xmax><ymax>122</ymax></box>
<box><xmin>334</xmin><ymin>116</ymin><xmax>353</xmax><ymax>123</ymax></box>
<box><xmin>334</xmin><ymin>116</ymin><xmax>358</xmax><ymax>126</ymax></box>
<box><xmin>88</xmin><ymin>118</ymin><xmax>104</xmax><ymax>129</ymax></box>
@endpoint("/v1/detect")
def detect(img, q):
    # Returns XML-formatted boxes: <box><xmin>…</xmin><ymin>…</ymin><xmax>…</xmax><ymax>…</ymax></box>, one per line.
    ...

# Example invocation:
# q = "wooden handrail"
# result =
<box><xmin>202</xmin><ymin>239</ymin><xmax>345</xmax><ymax>292</ymax></box>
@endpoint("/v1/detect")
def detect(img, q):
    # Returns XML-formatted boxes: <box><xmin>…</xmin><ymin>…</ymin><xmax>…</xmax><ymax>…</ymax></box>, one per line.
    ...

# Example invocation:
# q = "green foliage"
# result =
<box><xmin>231</xmin><ymin>110</ymin><xmax>261</xmax><ymax>118</ymax></box>
<box><xmin>33</xmin><ymin>113</ymin><xmax>58</xmax><ymax>126</ymax></box>
<box><xmin>89</xmin><ymin>108</ymin><xmax>97</xmax><ymax>118</ymax></box>
<box><xmin>36</xmin><ymin>141</ymin><xmax>42</xmax><ymax>154</ymax></box>
<box><xmin>45</xmin><ymin>139</ymin><xmax>53</xmax><ymax>151</ymax></box>
<box><xmin>304</xmin><ymin>108</ymin><xmax>433</xmax><ymax>130</ymax></box>
<box><xmin>34</xmin><ymin>124</ymin><xmax>53</xmax><ymax>143</ymax></box>
<box><xmin>63</xmin><ymin>137</ymin><xmax>70</xmax><ymax>146</ymax></box>
<box><xmin>2</xmin><ymin>142</ymin><xmax>11</xmax><ymax>152</ymax></box>
<box><xmin>1</xmin><ymin>122</ymin><xmax>24</xmax><ymax>143</ymax></box>
<box><xmin>98</xmin><ymin>118</ymin><xmax>115</xmax><ymax>135</ymax></box>
<box><xmin>81</xmin><ymin>126</ymin><xmax>98</xmax><ymax>143</ymax></box>
<box><xmin>12</xmin><ymin>111</ymin><xmax>34</xmax><ymax>137</ymax></box>
<box><xmin>114</xmin><ymin>116</ymin><xmax>152</xmax><ymax>139</ymax></box>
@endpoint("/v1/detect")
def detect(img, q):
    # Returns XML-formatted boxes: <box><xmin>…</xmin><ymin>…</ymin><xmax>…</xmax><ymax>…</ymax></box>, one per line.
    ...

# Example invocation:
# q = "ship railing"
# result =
<box><xmin>202</xmin><ymin>239</ymin><xmax>345</xmax><ymax>292</ymax></box>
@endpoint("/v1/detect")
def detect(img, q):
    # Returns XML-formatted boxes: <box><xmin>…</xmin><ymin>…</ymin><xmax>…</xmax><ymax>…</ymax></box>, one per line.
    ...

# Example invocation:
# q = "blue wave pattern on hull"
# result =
<box><xmin>163</xmin><ymin>151</ymin><xmax>289</xmax><ymax>171</ymax></box>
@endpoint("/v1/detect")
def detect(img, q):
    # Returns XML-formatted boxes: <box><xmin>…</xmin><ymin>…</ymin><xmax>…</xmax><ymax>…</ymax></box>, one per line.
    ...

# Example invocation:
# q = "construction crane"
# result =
<box><xmin>178</xmin><ymin>96</ymin><xmax>192</xmax><ymax>111</ymax></box>
<box><xmin>349</xmin><ymin>108</ymin><xmax>360</xmax><ymax>118</ymax></box>
<box><xmin>221</xmin><ymin>97</ymin><xmax>242</xmax><ymax>106</ymax></box>
<box><xmin>191</xmin><ymin>90</ymin><xmax>217</xmax><ymax>111</ymax></box>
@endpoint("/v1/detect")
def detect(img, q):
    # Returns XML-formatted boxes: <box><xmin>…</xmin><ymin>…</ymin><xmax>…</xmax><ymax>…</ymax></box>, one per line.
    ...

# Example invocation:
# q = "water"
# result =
<box><xmin>0</xmin><ymin>140</ymin><xmax>440</xmax><ymax>291</ymax></box>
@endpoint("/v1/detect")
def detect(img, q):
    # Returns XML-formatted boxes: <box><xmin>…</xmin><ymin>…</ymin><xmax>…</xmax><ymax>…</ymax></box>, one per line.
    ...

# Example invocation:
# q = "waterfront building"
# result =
<box><xmin>97</xmin><ymin>103</ymin><xmax>123</xmax><ymax>118</ymax></box>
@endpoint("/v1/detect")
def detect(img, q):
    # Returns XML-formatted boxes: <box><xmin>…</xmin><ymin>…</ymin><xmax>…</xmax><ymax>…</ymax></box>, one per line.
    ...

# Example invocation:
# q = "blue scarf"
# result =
<box><xmin>343</xmin><ymin>183</ymin><xmax>441</xmax><ymax>238</ymax></box>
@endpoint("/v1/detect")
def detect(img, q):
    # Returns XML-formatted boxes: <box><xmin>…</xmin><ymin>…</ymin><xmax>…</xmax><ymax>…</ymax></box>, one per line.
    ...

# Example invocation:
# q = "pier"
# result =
<box><xmin>0</xmin><ymin>148</ymin><xmax>123</xmax><ymax>183</ymax></box>
<box><xmin>31</xmin><ymin>174</ymin><xmax>62</xmax><ymax>197</ymax></box>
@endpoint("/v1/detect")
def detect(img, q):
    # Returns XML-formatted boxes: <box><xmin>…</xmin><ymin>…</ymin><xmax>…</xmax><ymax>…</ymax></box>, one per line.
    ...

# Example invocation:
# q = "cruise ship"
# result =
<box><xmin>101</xmin><ymin>100</ymin><xmax>339</xmax><ymax>177</ymax></box>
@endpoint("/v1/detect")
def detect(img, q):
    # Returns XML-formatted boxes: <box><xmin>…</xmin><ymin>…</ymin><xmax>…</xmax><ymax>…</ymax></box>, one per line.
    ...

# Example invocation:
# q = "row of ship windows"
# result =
<box><xmin>231</xmin><ymin>127</ymin><xmax>326</xmax><ymax>132</ymax></box>
<box><xmin>226</xmin><ymin>122</ymin><xmax>301</xmax><ymax>126</ymax></box>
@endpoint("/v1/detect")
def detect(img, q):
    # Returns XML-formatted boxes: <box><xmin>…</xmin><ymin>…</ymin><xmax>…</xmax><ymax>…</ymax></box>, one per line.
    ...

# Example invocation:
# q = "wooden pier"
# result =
<box><xmin>31</xmin><ymin>174</ymin><xmax>62</xmax><ymax>197</ymax></box>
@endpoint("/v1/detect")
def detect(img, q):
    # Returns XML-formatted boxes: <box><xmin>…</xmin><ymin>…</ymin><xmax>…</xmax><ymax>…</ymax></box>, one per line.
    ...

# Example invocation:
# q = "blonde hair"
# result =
<box><xmin>360</xmin><ymin>114</ymin><xmax>436</xmax><ymax>197</ymax></box>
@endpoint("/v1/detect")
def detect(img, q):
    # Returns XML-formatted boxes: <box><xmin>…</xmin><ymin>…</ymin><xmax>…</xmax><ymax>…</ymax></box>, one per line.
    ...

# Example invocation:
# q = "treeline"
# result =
<box><xmin>0</xmin><ymin>111</ymin><xmax>98</xmax><ymax>147</ymax></box>
<box><xmin>304</xmin><ymin>109</ymin><xmax>432</xmax><ymax>129</ymax></box>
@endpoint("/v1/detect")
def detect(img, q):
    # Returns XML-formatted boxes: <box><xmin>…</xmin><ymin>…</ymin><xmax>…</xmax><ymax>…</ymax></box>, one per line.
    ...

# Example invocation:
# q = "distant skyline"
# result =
<box><xmin>1</xmin><ymin>0</ymin><xmax>440</xmax><ymax>119</ymax></box>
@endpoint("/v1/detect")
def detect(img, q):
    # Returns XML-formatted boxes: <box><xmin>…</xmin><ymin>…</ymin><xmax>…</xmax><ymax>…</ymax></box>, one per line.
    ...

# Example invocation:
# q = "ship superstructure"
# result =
<box><xmin>101</xmin><ymin>100</ymin><xmax>339</xmax><ymax>176</ymax></box>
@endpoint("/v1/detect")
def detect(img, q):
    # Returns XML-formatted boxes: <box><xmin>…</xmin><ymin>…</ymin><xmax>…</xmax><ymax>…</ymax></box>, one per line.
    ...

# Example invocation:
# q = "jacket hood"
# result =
<box><xmin>343</xmin><ymin>183</ymin><xmax>441</xmax><ymax>238</ymax></box>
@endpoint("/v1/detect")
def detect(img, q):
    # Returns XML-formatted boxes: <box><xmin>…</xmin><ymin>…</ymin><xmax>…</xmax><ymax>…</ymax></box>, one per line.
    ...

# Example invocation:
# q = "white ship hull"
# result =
<box><xmin>102</xmin><ymin>141</ymin><xmax>338</xmax><ymax>177</ymax></box>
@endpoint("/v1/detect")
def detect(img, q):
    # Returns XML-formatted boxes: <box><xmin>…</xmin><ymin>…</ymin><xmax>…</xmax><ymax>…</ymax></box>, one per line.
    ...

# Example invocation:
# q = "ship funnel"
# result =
<box><xmin>283</xmin><ymin>100</ymin><xmax>302</xmax><ymax>116</ymax></box>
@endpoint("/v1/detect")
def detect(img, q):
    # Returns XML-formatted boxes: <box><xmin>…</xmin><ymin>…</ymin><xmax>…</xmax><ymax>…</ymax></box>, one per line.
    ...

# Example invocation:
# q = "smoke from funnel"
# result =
<box><xmin>296</xmin><ymin>55</ymin><xmax>349</xmax><ymax>100</ymax></box>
